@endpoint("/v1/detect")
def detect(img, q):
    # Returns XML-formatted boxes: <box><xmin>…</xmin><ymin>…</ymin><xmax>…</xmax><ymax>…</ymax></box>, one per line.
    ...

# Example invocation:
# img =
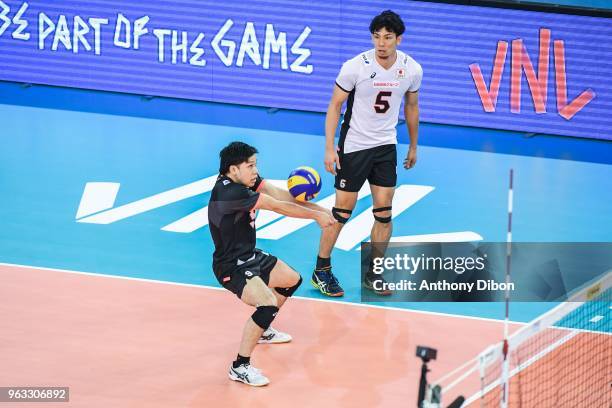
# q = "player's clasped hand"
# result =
<box><xmin>403</xmin><ymin>147</ymin><xmax>417</xmax><ymax>169</ymax></box>
<box><xmin>316</xmin><ymin>211</ymin><xmax>337</xmax><ymax>228</ymax></box>
<box><xmin>324</xmin><ymin>148</ymin><xmax>341</xmax><ymax>175</ymax></box>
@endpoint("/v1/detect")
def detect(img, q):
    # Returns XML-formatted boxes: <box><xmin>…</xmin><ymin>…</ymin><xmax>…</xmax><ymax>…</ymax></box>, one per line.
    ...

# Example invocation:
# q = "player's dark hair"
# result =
<box><xmin>369</xmin><ymin>10</ymin><xmax>405</xmax><ymax>36</ymax></box>
<box><xmin>219</xmin><ymin>141</ymin><xmax>258</xmax><ymax>174</ymax></box>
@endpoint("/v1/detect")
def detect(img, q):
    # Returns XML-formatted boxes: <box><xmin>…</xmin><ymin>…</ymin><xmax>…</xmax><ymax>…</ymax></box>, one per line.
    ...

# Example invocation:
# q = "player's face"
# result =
<box><xmin>372</xmin><ymin>28</ymin><xmax>401</xmax><ymax>59</ymax></box>
<box><xmin>235</xmin><ymin>154</ymin><xmax>259</xmax><ymax>187</ymax></box>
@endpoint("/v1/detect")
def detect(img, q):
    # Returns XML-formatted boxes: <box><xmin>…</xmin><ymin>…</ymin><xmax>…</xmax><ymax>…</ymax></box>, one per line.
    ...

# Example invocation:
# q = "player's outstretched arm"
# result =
<box><xmin>258</xmin><ymin>182</ymin><xmax>332</xmax><ymax>217</ymax></box>
<box><xmin>255</xmin><ymin>193</ymin><xmax>335</xmax><ymax>228</ymax></box>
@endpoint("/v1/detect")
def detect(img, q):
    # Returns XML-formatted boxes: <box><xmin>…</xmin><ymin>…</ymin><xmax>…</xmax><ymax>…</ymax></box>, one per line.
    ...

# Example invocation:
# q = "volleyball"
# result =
<box><xmin>287</xmin><ymin>166</ymin><xmax>321</xmax><ymax>201</ymax></box>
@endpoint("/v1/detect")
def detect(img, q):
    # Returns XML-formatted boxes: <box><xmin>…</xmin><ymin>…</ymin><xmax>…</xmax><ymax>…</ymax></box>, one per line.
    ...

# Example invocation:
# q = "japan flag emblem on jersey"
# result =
<box><xmin>396</xmin><ymin>68</ymin><xmax>406</xmax><ymax>79</ymax></box>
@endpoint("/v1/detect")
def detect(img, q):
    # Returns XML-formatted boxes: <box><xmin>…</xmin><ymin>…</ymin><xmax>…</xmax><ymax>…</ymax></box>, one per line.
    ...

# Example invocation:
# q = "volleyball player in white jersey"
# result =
<box><xmin>311</xmin><ymin>10</ymin><xmax>423</xmax><ymax>296</ymax></box>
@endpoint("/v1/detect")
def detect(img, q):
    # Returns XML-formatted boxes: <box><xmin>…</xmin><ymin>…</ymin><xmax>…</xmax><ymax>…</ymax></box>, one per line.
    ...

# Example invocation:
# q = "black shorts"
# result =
<box><xmin>335</xmin><ymin>144</ymin><xmax>397</xmax><ymax>192</ymax></box>
<box><xmin>214</xmin><ymin>249</ymin><xmax>278</xmax><ymax>299</ymax></box>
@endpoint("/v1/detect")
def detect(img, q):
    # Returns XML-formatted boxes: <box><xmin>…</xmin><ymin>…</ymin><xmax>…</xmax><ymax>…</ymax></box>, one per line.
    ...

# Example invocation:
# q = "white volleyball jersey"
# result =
<box><xmin>335</xmin><ymin>49</ymin><xmax>423</xmax><ymax>154</ymax></box>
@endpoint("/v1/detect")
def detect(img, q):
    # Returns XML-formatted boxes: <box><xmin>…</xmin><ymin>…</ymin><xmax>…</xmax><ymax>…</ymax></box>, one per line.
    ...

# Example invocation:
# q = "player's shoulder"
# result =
<box><xmin>398</xmin><ymin>50</ymin><xmax>423</xmax><ymax>74</ymax></box>
<box><xmin>213</xmin><ymin>175</ymin><xmax>249</xmax><ymax>200</ymax></box>
<box><xmin>343</xmin><ymin>49</ymin><xmax>376</xmax><ymax>69</ymax></box>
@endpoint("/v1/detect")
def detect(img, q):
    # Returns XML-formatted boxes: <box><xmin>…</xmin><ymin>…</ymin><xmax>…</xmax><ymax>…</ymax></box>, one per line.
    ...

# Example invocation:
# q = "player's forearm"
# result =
<box><xmin>295</xmin><ymin>200</ymin><xmax>329</xmax><ymax>214</ymax></box>
<box><xmin>272</xmin><ymin>188</ymin><xmax>326</xmax><ymax>213</ymax></box>
<box><xmin>271</xmin><ymin>200</ymin><xmax>322</xmax><ymax>220</ymax></box>
<box><xmin>405</xmin><ymin>104</ymin><xmax>419</xmax><ymax>148</ymax></box>
<box><xmin>325</xmin><ymin>103</ymin><xmax>342</xmax><ymax>150</ymax></box>
<box><xmin>261</xmin><ymin>185</ymin><xmax>329</xmax><ymax>215</ymax></box>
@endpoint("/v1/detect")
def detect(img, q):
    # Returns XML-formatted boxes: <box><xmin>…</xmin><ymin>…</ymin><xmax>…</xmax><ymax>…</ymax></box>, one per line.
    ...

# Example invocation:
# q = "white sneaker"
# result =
<box><xmin>258</xmin><ymin>327</ymin><xmax>292</xmax><ymax>344</ymax></box>
<box><xmin>228</xmin><ymin>363</ymin><xmax>270</xmax><ymax>386</ymax></box>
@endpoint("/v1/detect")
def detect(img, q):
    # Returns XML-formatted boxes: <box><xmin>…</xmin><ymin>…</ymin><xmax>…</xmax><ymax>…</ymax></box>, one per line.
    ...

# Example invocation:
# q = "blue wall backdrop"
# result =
<box><xmin>0</xmin><ymin>0</ymin><xmax>610</xmax><ymax>140</ymax></box>
<box><xmin>499</xmin><ymin>0</ymin><xmax>612</xmax><ymax>10</ymax></box>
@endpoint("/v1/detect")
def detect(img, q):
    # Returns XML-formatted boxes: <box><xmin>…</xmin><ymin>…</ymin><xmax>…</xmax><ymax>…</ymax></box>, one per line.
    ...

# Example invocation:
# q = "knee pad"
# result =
<box><xmin>373</xmin><ymin>206</ymin><xmax>392</xmax><ymax>223</ymax></box>
<box><xmin>275</xmin><ymin>276</ymin><xmax>302</xmax><ymax>298</ymax></box>
<box><xmin>251</xmin><ymin>305</ymin><xmax>279</xmax><ymax>330</ymax></box>
<box><xmin>332</xmin><ymin>207</ymin><xmax>352</xmax><ymax>224</ymax></box>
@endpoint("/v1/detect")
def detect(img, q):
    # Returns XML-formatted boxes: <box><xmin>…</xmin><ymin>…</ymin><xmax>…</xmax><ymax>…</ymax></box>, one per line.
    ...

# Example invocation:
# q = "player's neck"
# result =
<box><xmin>225</xmin><ymin>173</ymin><xmax>240</xmax><ymax>184</ymax></box>
<box><xmin>375</xmin><ymin>51</ymin><xmax>397</xmax><ymax>70</ymax></box>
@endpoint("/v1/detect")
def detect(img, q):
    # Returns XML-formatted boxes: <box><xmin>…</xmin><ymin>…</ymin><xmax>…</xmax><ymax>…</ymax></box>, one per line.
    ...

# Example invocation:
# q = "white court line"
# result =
<box><xmin>0</xmin><ymin>261</ymin><xmax>524</xmax><ymax>325</ymax></box>
<box><xmin>589</xmin><ymin>315</ymin><xmax>604</xmax><ymax>323</ymax></box>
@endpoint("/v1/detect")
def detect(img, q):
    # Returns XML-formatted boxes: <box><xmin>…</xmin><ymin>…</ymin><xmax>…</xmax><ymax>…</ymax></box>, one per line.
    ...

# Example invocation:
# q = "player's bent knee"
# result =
<box><xmin>275</xmin><ymin>276</ymin><xmax>302</xmax><ymax>298</ymax></box>
<box><xmin>251</xmin><ymin>305</ymin><xmax>279</xmax><ymax>330</ymax></box>
<box><xmin>261</xmin><ymin>292</ymin><xmax>278</xmax><ymax>307</ymax></box>
<box><xmin>373</xmin><ymin>206</ymin><xmax>392</xmax><ymax>223</ymax></box>
<box><xmin>332</xmin><ymin>207</ymin><xmax>353</xmax><ymax>224</ymax></box>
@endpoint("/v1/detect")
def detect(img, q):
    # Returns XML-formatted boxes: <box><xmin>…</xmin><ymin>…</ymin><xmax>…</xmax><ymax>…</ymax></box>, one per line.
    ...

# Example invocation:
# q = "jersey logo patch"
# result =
<box><xmin>396</xmin><ymin>68</ymin><xmax>406</xmax><ymax>79</ymax></box>
<box><xmin>373</xmin><ymin>81</ymin><xmax>400</xmax><ymax>88</ymax></box>
<box><xmin>222</xmin><ymin>180</ymin><xmax>230</xmax><ymax>185</ymax></box>
<box><xmin>370</xmin><ymin>72</ymin><xmax>377</xmax><ymax>79</ymax></box>
<box><xmin>361</xmin><ymin>53</ymin><xmax>370</xmax><ymax>65</ymax></box>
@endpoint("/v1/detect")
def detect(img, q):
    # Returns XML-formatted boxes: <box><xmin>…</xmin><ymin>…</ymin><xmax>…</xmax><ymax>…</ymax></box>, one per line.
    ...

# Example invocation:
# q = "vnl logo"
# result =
<box><xmin>470</xmin><ymin>28</ymin><xmax>595</xmax><ymax>120</ymax></box>
<box><xmin>75</xmin><ymin>176</ymin><xmax>482</xmax><ymax>251</ymax></box>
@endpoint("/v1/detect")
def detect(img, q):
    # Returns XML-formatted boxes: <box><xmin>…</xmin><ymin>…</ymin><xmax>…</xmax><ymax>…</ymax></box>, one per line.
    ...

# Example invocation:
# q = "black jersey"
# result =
<box><xmin>208</xmin><ymin>175</ymin><xmax>264</xmax><ymax>272</ymax></box>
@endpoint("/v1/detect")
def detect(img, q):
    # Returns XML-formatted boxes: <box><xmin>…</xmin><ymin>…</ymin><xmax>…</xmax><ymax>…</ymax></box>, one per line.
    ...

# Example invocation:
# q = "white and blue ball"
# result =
<box><xmin>287</xmin><ymin>166</ymin><xmax>321</xmax><ymax>201</ymax></box>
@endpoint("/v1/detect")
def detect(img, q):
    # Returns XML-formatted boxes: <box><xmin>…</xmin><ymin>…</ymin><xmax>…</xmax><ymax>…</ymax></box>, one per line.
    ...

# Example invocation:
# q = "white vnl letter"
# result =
<box><xmin>88</xmin><ymin>17</ymin><xmax>108</xmax><ymax>55</ymax></box>
<box><xmin>12</xmin><ymin>2</ymin><xmax>30</xmax><ymax>40</ymax></box>
<box><xmin>52</xmin><ymin>15</ymin><xmax>72</xmax><ymax>51</ymax></box>
<box><xmin>189</xmin><ymin>32</ymin><xmax>206</xmax><ymax>67</ymax></box>
<box><xmin>263</xmin><ymin>24</ymin><xmax>287</xmax><ymax>70</ymax></box>
<box><xmin>38</xmin><ymin>12</ymin><xmax>55</xmax><ymax>49</ymax></box>
<box><xmin>153</xmin><ymin>28</ymin><xmax>170</xmax><ymax>62</ymax></box>
<box><xmin>171</xmin><ymin>30</ymin><xmax>187</xmax><ymax>64</ymax></box>
<box><xmin>113</xmin><ymin>13</ymin><xmax>131</xmax><ymax>49</ymax></box>
<box><xmin>211</xmin><ymin>19</ymin><xmax>235</xmax><ymax>67</ymax></box>
<box><xmin>290</xmin><ymin>26</ymin><xmax>313</xmax><ymax>74</ymax></box>
<box><xmin>133</xmin><ymin>15</ymin><xmax>149</xmax><ymax>49</ymax></box>
<box><xmin>73</xmin><ymin>15</ymin><xmax>91</xmax><ymax>53</ymax></box>
<box><xmin>0</xmin><ymin>1</ymin><xmax>10</xmax><ymax>37</ymax></box>
<box><xmin>236</xmin><ymin>22</ymin><xmax>261</xmax><ymax>67</ymax></box>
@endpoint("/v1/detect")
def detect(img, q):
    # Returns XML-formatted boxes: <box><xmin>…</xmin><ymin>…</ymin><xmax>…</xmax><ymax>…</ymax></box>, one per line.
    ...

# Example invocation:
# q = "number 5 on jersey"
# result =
<box><xmin>374</xmin><ymin>91</ymin><xmax>392</xmax><ymax>113</ymax></box>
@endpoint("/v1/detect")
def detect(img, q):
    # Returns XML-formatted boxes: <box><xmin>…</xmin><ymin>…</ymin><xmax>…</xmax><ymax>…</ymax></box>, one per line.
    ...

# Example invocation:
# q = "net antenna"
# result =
<box><xmin>500</xmin><ymin>169</ymin><xmax>514</xmax><ymax>407</ymax></box>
